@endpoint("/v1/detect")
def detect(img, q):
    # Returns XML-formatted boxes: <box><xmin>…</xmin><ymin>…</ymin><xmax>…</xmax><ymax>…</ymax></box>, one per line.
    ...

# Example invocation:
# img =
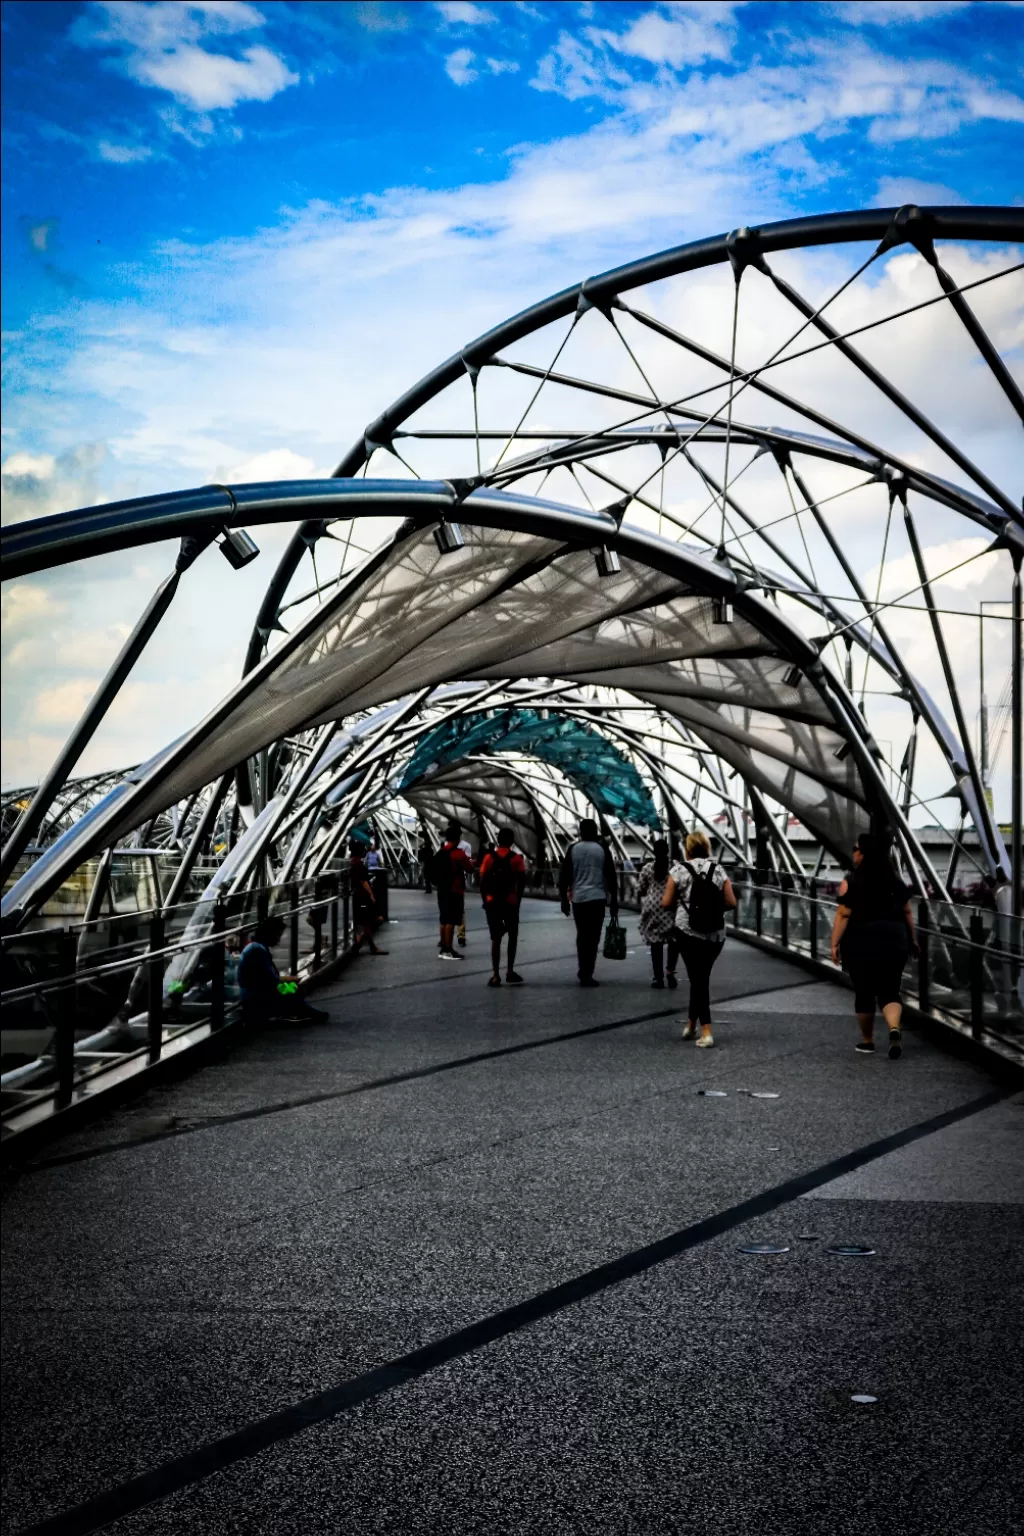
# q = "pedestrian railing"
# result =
<box><xmin>727</xmin><ymin>878</ymin><xmax>1023</xmax><ymax>1064</ymax></box>
<box><xmin>1</xmin><ymin>871</ymin><xmax>353</xmax><ymax>1143</ymax></box>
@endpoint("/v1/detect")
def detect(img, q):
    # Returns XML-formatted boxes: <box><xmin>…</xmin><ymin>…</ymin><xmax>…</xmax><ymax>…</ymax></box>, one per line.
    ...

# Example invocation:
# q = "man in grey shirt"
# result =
<box><xmin>559</xmin><ymin>818</ymin><xmax>619</xmax><ymax>987</ymax></box>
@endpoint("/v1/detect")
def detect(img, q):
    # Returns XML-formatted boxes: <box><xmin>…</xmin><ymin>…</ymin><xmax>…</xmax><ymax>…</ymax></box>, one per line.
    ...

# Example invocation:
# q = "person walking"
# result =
<box><xmin>637</xmin><ymin>839</ymin><xmax>678</xmax><ymax>989</ymax></box>
<box><xmin>432</xmin><ymin>820</ymin><xmax>474</xmax><ymax>959</ymax></box>
<box><xmin>479</xmin><ymin>828</ymin><xmax>527</xmax><ymax>986</ymax></box>
<box><xmin>456</xmin><ymin>831</ymin><xmax>474</xmax><ymax>947</ymax></box>
<box><xmin>662</xmin><ymin>830</ymin><xmax>736</xmax><ymax>1045</ymax></box>
<box><xmin>559</xmin><ymin>818</ymin><xmax>619</xmax><ymax>988</ymax></box>
<box><xmin>350</xmin><ymin>842</ymin><xmax>387</xmax><ymax>955</ymax></box>
<box><xmin>830</xmin><ymin>832</ymin><xmax>917</xmax><ymax>1059</ymax></box>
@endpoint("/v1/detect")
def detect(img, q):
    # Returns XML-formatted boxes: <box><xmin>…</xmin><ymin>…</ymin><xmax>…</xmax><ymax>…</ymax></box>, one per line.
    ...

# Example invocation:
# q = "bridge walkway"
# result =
<box><xmin>2</xmin><ymin>891</ymin><xmax>1022</xmax><ymax>1535</ymax></box>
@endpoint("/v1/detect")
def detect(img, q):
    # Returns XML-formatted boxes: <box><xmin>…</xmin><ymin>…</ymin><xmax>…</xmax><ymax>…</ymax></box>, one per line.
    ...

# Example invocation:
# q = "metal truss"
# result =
<box><xmin>2</xmin><ymin>206</ymin><xmax>1021</xmax><ymax>933</ymax></box>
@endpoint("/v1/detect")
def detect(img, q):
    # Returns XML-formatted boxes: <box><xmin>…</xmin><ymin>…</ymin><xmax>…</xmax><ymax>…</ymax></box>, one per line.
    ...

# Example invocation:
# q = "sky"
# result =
<box><xmin>1</xmin><ymin>0</ymin><xmax>1023</xmax><ymax>794</ymax></box>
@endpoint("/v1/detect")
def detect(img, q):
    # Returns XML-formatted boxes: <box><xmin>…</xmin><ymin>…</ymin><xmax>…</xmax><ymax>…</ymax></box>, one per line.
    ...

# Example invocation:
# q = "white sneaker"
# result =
<box><xmin>695</xmin><ymin>1032</ymin><xmax>715</xmax><ymax>1048</ymax></box>
<box><xmin>681</xmin><ymin>1021</ymin><xmax>697</xmax><ymax>1041</ymax></box>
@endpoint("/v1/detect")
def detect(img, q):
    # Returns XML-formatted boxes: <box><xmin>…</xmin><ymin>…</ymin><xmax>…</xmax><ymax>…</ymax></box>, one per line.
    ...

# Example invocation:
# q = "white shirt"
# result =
<box><xmin>457</xmin><ymin>839</ymin><xmax>473</xmax><ymax>859</ymax></box>
<box><xmin>670</xmin><ymin>857</ymin><xmax>728</xmax><ymax>941</ymax></box>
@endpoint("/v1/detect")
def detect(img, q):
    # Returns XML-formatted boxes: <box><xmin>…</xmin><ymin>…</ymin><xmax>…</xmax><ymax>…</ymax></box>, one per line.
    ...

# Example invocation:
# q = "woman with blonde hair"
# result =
<box><xmin>662</xmin><ymin>830</ymin><xmax>736</xmax><ymax>1046</ymax></box>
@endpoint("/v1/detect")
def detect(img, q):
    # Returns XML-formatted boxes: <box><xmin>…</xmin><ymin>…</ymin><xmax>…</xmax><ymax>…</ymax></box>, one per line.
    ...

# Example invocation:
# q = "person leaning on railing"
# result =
<box><xmin>829</xmin><ymin>832</ymin><xmax>918</xmax><ymax>1061</ymax></box>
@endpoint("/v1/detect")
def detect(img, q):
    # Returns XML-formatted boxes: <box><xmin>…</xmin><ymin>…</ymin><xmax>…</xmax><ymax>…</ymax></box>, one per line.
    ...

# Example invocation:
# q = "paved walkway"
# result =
<box><xmin>2</xmin><ymin>892</ymin><xmax>1022</xmax><ymax>1535</ymax></box>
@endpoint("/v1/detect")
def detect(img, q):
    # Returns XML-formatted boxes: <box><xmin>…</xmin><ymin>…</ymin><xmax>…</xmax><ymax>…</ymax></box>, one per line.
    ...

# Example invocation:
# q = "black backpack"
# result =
<box><xmin>684</xmin><ymin>860</ymin><xmax>725</xmax><ymax>933</ymax></box>
<box><xmin>429</xmin><ymin>843</ymin><xmax>453</xmax><ymax>887</ymax></box>
<box><xmin>483</xmin><ymin>849</ymin><xmax>518</xmax><ymax>903</ymax></box>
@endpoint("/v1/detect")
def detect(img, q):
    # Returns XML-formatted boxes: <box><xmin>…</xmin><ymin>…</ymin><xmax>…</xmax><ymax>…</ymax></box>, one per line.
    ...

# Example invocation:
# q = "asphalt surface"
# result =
<box><xmin>2</xmin><ymin>891</ymin><xmax>1021</xmax><ymax>1536</ymax></box>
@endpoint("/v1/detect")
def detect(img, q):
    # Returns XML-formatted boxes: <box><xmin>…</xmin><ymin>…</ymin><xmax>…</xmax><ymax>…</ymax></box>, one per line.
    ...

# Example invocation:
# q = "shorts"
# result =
<box><xmin>843</xmin><ymin>921</ymin><xmax>908</xmax><ymax>1012</ymax></box>
<box><xmin>485</xmin><ymin>904</ymin><xmax>520</xmax><ymax>941</ymax></box>
<box><xmin>437</xmin><ymin>890</ymin><xmax>465</xmax><ymax>926</ymax></box>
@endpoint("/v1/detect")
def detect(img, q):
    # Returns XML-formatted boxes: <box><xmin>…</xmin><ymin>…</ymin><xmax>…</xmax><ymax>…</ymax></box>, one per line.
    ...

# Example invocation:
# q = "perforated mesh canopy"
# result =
<box><xmin>79</xmin><ymin>515</ymin><xmax>867</xmax><ymax>856</ymax></box>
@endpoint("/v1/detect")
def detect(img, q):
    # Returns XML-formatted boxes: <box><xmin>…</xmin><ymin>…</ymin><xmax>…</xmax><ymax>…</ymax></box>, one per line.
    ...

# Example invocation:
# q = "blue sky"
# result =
<box><xmin>3</xmin><ymin>0</ymin><xmax>1023</xmax><ymax>510</ymax></box>
<box><xmin>1</xmin><ymin>0</ymin><xmax>1022</xmax><ymax>786</ymax></box>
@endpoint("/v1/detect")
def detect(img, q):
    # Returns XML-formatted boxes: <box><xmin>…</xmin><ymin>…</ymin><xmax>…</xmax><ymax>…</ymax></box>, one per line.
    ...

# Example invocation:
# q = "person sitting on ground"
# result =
<box><xmin>662</xmin><ymin>830</ymin><xmax>736</xmax><ymax>1046</ymax></box>
<box><xmin>350</xmin><ymin>842</ymin><xmax>387</xmax><ymax>956</ymax></box>
<box><xmin>830</xmin><ymin>831</ymin><xmax>917</xmax><ymax>1060</ymax></box>
<box><xmin>637</xmin><ymin>838</ymin><xmax>677</xmax><ymax>989</ymax></box>
<box><xmin>479</xmin><ymin>828</ymin><xmax>527</xmax><ymax>987</ymax></box>
<box><xmin>559</xmin><ymin>818</ymin><xmax>619</xmax><ymax>988</ymax></box>
<box><xmin>432</xmin><ymin>820</ymin><xmax>475</xmax><ymax>959</ymax></box>
<box><xmin>237</xmin><ymin>916</ymin><xmax>329</xmax><ymax>1025</ymax></box>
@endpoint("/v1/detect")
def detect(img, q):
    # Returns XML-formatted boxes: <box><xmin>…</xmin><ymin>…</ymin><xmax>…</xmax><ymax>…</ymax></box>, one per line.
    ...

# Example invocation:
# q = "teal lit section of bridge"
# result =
<box><xmin>400</xmin><ymin>707</ymin><xmax>661</xmax><ymax>830</ymax></box>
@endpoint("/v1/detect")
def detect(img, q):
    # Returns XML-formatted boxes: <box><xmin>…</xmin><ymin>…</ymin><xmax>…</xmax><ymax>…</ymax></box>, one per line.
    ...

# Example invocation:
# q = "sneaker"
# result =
<box><xmin>487</xmin><ymin>975</ymin><xmax>501</xmax><ymax>987</ymax></box>
<box><xmin>440</xmin><ymin>949</ymin><xmax>463</xmax><ymax>961</ymax></box>
<box><xmin>579</xmin><ymin>977</ymin><xmax>600</xmax><ymax>988</ymax></box>
<box><xmin>651</xmin><ymin>978</ymin><xmax>664</xmax><ymax>990</ymax></box>
<box><xmin>681</xmin><ymin>1020</ymin><xmax>697</xmax><ymax>1040</ymax></box>
<box><xmin>855</xmin><ymin>1041</ymin><xmax>875</xmax><ymax>1054</ymax></box>
<box><xmin>888</xmin><ymin>1028</ymin><xmax>902</xmax><ymax>1060</ymax></box>
<box><xmin>695</xmin><ymin>1031</ymin><xmax>715</xmax><ymax>1049</ymax></box>
<box><xmin>666</xmin><ymin>973</ymin><xmax>678</xmax><ymax>990</ymax></box>
<box><xmin>505</xmin><ymin>972</ymin><xmax>524</xmax><ymax>986</ymax></box>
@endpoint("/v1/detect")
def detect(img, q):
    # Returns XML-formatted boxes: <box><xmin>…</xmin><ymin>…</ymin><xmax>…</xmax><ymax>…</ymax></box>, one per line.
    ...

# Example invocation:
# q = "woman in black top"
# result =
<box><xmin>830</xmin><ymin>833</ymin><xmax>917</xmax><ymax>1059</ymax></box>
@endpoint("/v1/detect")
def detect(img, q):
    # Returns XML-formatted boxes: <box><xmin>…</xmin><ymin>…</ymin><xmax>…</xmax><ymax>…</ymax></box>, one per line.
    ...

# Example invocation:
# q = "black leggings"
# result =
<box><xmin>676</xmin><ymin>933</ymin><xmax>724</xmax><ymax>1024</ymax></box>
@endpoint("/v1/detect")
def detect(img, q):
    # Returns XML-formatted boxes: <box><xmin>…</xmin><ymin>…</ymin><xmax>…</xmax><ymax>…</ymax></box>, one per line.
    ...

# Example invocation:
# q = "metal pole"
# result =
<box><xmin>809</xmin><ymin>877</ymin><xmax>818</xmax><ymax>960</ymax></box>
<box><xmin>1012</xmin><ymin>554</ymin><xmax>1022</xmax><ymax>921</ymax></box>
<box><xmin>147</xmin><ymin>913</ymin><xmax>164</xmax><ymax>1064</ymax></box>
<box><xmin>209</xmin><ymin>898</ymin><xmax>226</xmax><ymax>1032</ymax></box>
<box><xmin>918</xmin><ymin>901</ymin><xmax>930</xmax><ymax>1014</ymax></box>
<box><xmin>288</xmin><ymin>883</ymin><xmax>299</xmax><ymax>973</ymax></box>
<box><xmin>969</xmin><ymin>913</ymin><xmax>985</xmax><ymax>1037</ymax></box>
<box><xmin>330</xmin><ymin>883</ymin><xmax>339</xmax><ymax>958</ymax></box>
<box><xmin>55</xmin><ymin>927</ymin><xmax>77</xmax><ymax>1109</ymax></box>
<box><xmin>979</xmin><ymin>603</ymin><xmax>989</xmax><ymax>799</ymax></box>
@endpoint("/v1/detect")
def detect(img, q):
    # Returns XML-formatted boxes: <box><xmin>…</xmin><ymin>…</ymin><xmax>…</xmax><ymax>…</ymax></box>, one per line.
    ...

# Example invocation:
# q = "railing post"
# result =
<box><xmin>755</xmin><ymin>884</ymin><xmax>763</xmax><ymax>937</ymax></box>
<box><xmin>55</xmin><ymin>927</ymin><xmax>77</xmax><ymax>1109</ymax></box>
<box><xmin>809</xmin><ymin>878</ymin><xmax>818</xmax><ymax>960</ymax></box>
<box><xmin>969</xmin><ymin>912</ymin><xmax>985</xmax><ymax>1037</ymax></box>
<box><xmin>779</xmin><ymin>888</ymin><xmax>789</xmax><ymax>949</ymax></box>
<box><xmin>288</xmin><ymin>882</ymin><xmax>299</xmax><ymax>974</ymax></box>
<box><xmin>917</xmin><ymin>901</ymin><xmax>930</xmax><ymax>1014</ymax></box>
<box><xmin>330</xmin><ymin>882</ymin><xmax>339</xmax><ymax>958</ymax></box>
<box><xmin>256</xmin><ymin>887</ymin><xmax>269</xmax><ymax>927</ymax></box>
<box><xmin>209</xmin><ymin>898</ymin><xmax>225</xmax><ymax>1032</ymax></box>
<box><xmin>343</xmin><ymin>882</ymin><xmax>351</xmax><ymax>948</ymax></box>
<box><xmin>147</xmin><ymin>912</ymin><xmax>164</xmax><ymax>1064</ymax></box>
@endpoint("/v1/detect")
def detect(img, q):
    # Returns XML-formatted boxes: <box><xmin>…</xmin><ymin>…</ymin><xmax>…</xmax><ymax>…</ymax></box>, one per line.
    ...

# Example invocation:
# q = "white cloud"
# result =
<box><xmin>1</xmin><ymin>443</ymin><xmax>108</xmax><ymax>525</ymax></box>
<box><xmin>32</xmin><ymin>678</ymin><xmax>98</xmax><ymax>728</ymax></box>
<box><xmin>531</xmin><ymin>32</ymin><xmax>633</xmax><ymax>101</ymax></box>
<box><xmin>445</xmin><ymin>47</ymin><xmax>478</xmax><ymax>85</ymax></box>
<box><xmin>137</xmin><ymin>41</ymin><xmax>296</xmax><ymax>110</ymax></box>
<box><xmin>224</xmin><ymin>448</ymin><xmax>320</xmax><ymax>482</ymax></box>
<box><xmin>435</xmin><ymin>1</ymin><xmax>497</xmax><ymax>23</ymax></box>
<box><xmin>487</xmin><ymin>57</ymin><xmax>520</xmax><ymax>75</ymax></box>
<box><xmin>97</xmin><ymin>140</ymin><xmax>155</xmax><ymax>163</ymax></box>
<box><xmin>867</xmin><ymin>537</ymin><xmax>1002</xmax><ymax>598</ymax></box>
<box><xmin>603</xmin><ymin>6</ymin><xmax>737</xmax><ymax>68</ymax></box>
<box><xmin>72</xmin><ymin>1</ymin><xmax>297</xmax><ymax>117</ymax></box>
<box><xmin>831</xmin><ymin>2</ymin><xmax>970</xmax><ymax>23</ymax></box>
<box><xmin>1</xmin><ymin>584</ymin><xmax>65</xmax><ymax>635</ymax></box>
<box><xmin>874</xmin><ymin>175</ymin><xmax>966</xmax><ymax>207</ymax></box>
